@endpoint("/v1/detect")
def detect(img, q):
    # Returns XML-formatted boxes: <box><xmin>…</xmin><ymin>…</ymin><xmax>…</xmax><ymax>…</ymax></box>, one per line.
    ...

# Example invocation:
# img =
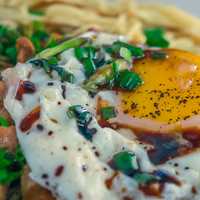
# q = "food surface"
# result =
<box><xmin>1</xmin><ymin>1</ymin><xmax>200</xmax><ymax>200</ymax></box>
<box><xmin>2</xmin><ymin>32</ymin><xmax>200</xmax><ymax>200</ymax></box>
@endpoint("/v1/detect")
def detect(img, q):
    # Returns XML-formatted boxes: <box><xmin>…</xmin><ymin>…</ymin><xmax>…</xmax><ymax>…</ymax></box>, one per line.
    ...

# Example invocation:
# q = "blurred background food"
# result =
<box><xmin>0</xmin><ymin>0</ymin><xmax>200</xmax><ymax>55</ymax></box>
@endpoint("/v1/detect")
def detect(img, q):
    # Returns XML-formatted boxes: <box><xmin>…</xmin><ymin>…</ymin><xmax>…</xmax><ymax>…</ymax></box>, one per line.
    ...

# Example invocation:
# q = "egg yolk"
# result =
<box><xmin>120</xmin><ymin>49</ymin><xmax>200</xmax><ymax>124</ymax></box>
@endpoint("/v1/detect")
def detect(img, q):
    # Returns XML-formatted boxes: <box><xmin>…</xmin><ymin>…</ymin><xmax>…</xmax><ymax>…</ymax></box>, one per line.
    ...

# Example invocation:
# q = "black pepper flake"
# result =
<box><xmin>131</xmin><ymin>102</ymin><xmax>137</xmax><ymax>109</ymax></box>
<box><xmin>174</xmin><ymin>163</ymin><xmax>179</xmax><ymax>167</ymax></box>
<box><xmin>47</xmin><ymin>82</ymin><xmax>54</xmax><ymax>86</ymax></box>
<box><xmin>45</xmin><ymin>181</ymin><xmax>49</xmax><ymax>186</ymax></box>
<box><xmin>48</xmin><ymin>131</ymin><xmax>54</xmax><ymax>136</ymax></box>
<box><xmin>42</xmin><ymin>174</ymin><xmax>48</xmax><ymax>179</ymax></box>
<box><xmin>78</xmin><ymin>148</ymin><xmax>82</xmax><ymax>151</ymax></box>
<box><xmin>77</xmin><ymin>192</ymin><xmax>83</xmax><ymax>199</ymax></box>
<box><xmin>61</xmin><ymin>85</ymin><xmax>66</xmax><ymax>99</ymax></box>
<box><xmin>82</xmin><ymin>165</ymin><xmax>88</xmax><ymax>172</ymax></box>
<box><xmin>94</xmin><ymin>151</ymin><xmax>100</xmax><ymax>157</ymax></box>
<box><xmin>184</xmin><ymin>166</ymin><xmax>190</xmax><ymax>170</ymax></box>
<box><xmin>103</xmin><ymin>167</ymin><xmax>107</xmax><ymax>171</ymax></box>
<box><xmin>153</xmin><ymin>103</ymin><xmax>159</xmax><ymax>108</ymax></box>
<box><xmin>62</xmin><ymin>146</ymin><xmax>68</xmax><ymax>151</ymax></box>
<box><xmin>54</xmin><ymin>165</ymin><xmax>64</xmax><ymax>177</ymax></box>
<box><xmin>37</xmin><ymin>124</ymin><xmax>44</xmax><ymax>131</ymax></box>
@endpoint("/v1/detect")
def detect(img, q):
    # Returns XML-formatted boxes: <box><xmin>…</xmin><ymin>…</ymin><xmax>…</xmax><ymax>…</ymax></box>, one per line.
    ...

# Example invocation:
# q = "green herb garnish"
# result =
<box><xmin>74</xmin><ymin>46</ymin><xmax>96</xmax><ymax>61</ymax></box>
<box><xmin>0</xmin><ymin>25</ymin><xmax>20</xmax><ymax>65</ymax></box>
<box><xmin>120</xmin><ymin>47</ymin><xmax>132</xmax><ymax>63</ymax></box>
<box><xmin>144</xmin><ymin>28</ymin><xmax>169</xmax><ymax>48</ymax></box>
<box><xmin>75</xmin><ymin>46</ymin><xmax>106</xmax><ymax>77</ymax></box>
<box><xmin>36</xmin><ymin>37</ymin><xmax>88</xmax><ymax>59</ymax></box>
<box><xmin>117</xmin><ymin>69</ymin><xmax>143</xmax><ymax>90</ymax></box>
<box><xmin>30</xmin><ymin>58</ymin><xmax>75</xmax><ymax>83</ymax></box>
<box><xmin>101</xmin><ymin>106</ymin><xmax>117</xmax><ymax>120</ymax></box>
<box><xmin>105</xmin><ymin>41</ymin><xmax>144</xmax><ymax>58</ymax></box>
<box><xmin>83</xmin><ymin>58</ymin><xmax>96</xmax><ymax>77</ymax></box>
<box><xmin>0</xmin><ymin>146</ymin><xmax>25</xmax><ymax>185</ymax></box>
<box><xmin>112</xmin><ymin>151</ymin><xmax>138</xmax><ymax>176</ymax></box>
<box><xmin>67</xmin><ymin>105</ymin><xmax>94</xmax><ymax>141</ymax></box>
<box><xmin>133</xmin><ymin>172</ymin><xmax>158</xmax><ymax>184</ymax></box>
<box><xmin>30</xmin><ymin>21</ymin><xmax>57</xmax><ymax>53</ymax></box>
<box><xmin>0</xmin><ymin>116</ymin><xmax>9</xmax><ymax>127</ymax></box>
<box><xmin>83</xmin><ymin>59</ymin><xmax>129</xmax><ymax>93</ymax></box>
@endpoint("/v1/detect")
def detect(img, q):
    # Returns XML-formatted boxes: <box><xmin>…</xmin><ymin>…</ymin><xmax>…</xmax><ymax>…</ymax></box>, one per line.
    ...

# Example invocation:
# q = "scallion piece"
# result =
<box><xmin>112</xmin><ymin>41</ymin><xmax>144</xmax><ymax>58</ymax></box>
<box><xmin>36</xmin><ymin>37</ymin><xmax>88</xmax><ymax>59</ymax></box>
<box><xmin>117</xmin><ymin>69</ymin><xmax>143</xmax><ymax>90</ymax></box>
<box><xmin>120</xmin><ymin>47</ymin><xmax>132</xmax><ymax>63</ymax></box>
<box><xmin>144</xmin><ymin>28</ymin><xmax>169</xmax><ymax>48</ymax></box>
<box><xmin>0</xmin><ymin>146</ymin><xmax>25</xmax><ymax>185</ymax></box>
<box><xmin>112</xmin><ymin>151</ymin><xmax>138</xmax><ymax>176</ymax></box>
<box><xmin>83</xmin><ymin>58</ymin><xmax>96</xmax><ymax>77</ymax></box>
<box><xmin>101</xmin><ymin>106</ymin><xmax>117</xmax><ymax>120</ymax></box>
<box><xmin>83</xmin><ymin>59</ymin><xmax>129</xmax><ymax>93</ymax></box>
<box><xmin>67</xmin><ymin>105</ymin><xmax>94</xmax><ymax>141</ymax></box>
<box><xmin>133</xmin><ymin>172</ymin><xmax>158</xmax><ymax>184</ymax></box>
<box><xmin>0</xmin><ymin>116</ymin><xmax>9</xmax><ymax>127</ymax></box>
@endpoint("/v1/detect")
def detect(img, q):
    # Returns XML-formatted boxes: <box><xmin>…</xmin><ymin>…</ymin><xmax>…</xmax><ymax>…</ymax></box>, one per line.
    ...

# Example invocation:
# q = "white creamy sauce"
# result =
<box><xmin>2</xmin><ymin>32</ymin><xmax>200</xmax><ymax>200</ymax></box>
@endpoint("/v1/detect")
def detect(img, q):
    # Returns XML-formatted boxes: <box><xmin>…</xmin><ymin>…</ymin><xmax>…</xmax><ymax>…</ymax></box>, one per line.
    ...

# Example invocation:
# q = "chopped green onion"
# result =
<box><xmin>30</xmin><ymin>58</ymin><xmax>75</xmax><ymax>83</ymax></box>
<box><xmin>5</xmin><ymin>47</ymin><xmax>17</xmax><ymax>64</ymax></box>
<box><xmin>0</xmin><ymin>116</ymin><xmax>9</xmax><ymax>127</ymax></box>
<box><xmin>144</xmin><ymin>28</ymin><xmax>169</xmax><ymax>48</ymax></box>
<box><xmin>67</xmin><ymin>105</ymin><xmax>94</xmax><ymax>141</ymax></box>
<box><xmin>36</xmin><ymin>37</ymin><xmax>88</xmax><ymax>59</ymax></box>
<box><xmin>74</xmin><ymin>46</ymin><xmax>96</xmax><ymax>60</ymax></box>
<box><xmin>47</xmin><ymin>56</ymin><xmax>58</xmax><ymax>65</ymax></box>
<box><xmin>101</xmin><ymin>106</ymin><xmax>117</xmax><ymax>120</ymax></box>
<box><xmin>120</xmin><ymin>47</ymin><xmax>132</xmax><ymax>63</ymax></box>
<box><xmin>83</xmin><ymin>59</ymin><xmax>129</xmax><ymax>93</ymax></box>
<box><xmin>112</xmin><ymin>151</ymin><xmax>138</xmax><ymax>176</ymax></box>
<box><xmin>133</xmin><ymin>172</ymin><xmax>158</xmax><ymax>184</ymax></box>
<box><xmin>0</xmin><ymin>146</ymin><xmax>25</xmax><ymax>185</ymax></box>
<box><xmin>75</xmin><ymin>47</ymin><xmax>88</xmax><ymax>60</ymax></box>
<box><xmin>112</xmin><ymin>41</ymin><xmax>144</xmax><ymax>58</ymax></box>
<box><xmin>151</xmin><ymin>51</ymin><xmax>168</xmax><ymax>60</ymax></box>
<box><xmin>106</xmin><ymin>61</ymin><xmax>120</xmax><ymax>88</ymax></box>
<box><xmin>117</xmin><ymin>69</ymin><xmax>143</xmax><ymax>90</ymax></box>
<box><xmin>83</xmin><ymin>58</ymin><xmax>96</xmax><ymax>77</ymax></box>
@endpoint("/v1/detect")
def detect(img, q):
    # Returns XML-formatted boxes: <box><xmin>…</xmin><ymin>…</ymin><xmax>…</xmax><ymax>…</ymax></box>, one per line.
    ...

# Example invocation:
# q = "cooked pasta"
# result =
<box><xmin>0</xmin><ymin>0</ymin><xmax>200</xmax><ymax>53</ymax></box>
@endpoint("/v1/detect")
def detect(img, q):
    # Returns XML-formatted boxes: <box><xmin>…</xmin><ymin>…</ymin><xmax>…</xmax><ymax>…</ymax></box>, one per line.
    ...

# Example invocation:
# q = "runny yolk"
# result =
<box><xmin>120</xmin><ymin>49</ymin><xmax>200</xmax><ymax>124</ymax></box>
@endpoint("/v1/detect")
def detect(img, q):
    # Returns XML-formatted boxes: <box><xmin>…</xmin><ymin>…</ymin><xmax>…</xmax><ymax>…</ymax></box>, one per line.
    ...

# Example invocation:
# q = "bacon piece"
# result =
<box><xmin>0</xmin><ymin>125</ymin><xmax>17</xmax><ymax>151</ymax></box>
<box><xmin>20</xmin><ymin>107</ymin><xmax>41</xmax><ymax>132</ymax></box>
<box><xmin>21</xmin><ymin>166</ymin><xmax>55</xmax><ymax>200</ymax></box>
<box><xmin>16</xmin><ymin>37</ymin><xmax>35</xmax><ymax>63</ymax></box>
<box><xmin>15</xmin><ymin>80</ymin><xmax>36</xmax><ymax>101</ymax></box>
<box><xmin>0</xmin><ymin>185</ymin><xmax>7</xmax><ymax>200</ymax></box>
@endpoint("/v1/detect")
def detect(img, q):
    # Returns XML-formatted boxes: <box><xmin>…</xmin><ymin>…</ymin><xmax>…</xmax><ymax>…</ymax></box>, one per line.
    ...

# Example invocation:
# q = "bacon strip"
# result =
<box><xmin>0</xmin><ymin>126</ymin><xmax>17</xmax><ymax>151</ymax></box>
<box><xmin>20</xmin><ymin>107</ymin><xmax>41</xmax><ymax>132</ymax></box>
<box><xmin>16</xmin><ymin>37</ymin><xmax>35</xmax><ymax>63</ymax></box>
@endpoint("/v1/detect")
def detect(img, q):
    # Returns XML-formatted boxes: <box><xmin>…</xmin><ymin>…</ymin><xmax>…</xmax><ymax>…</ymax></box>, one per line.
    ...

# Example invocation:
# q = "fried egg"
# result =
<box><xmin>121</xmin><ymin>49</ymin><xmax>200</xmax><ymax>124</ymax></box>
<box><xmin>3</xmin><ymin>32</ymin><xmax>200</xmax><ymax>200</ymax></box>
